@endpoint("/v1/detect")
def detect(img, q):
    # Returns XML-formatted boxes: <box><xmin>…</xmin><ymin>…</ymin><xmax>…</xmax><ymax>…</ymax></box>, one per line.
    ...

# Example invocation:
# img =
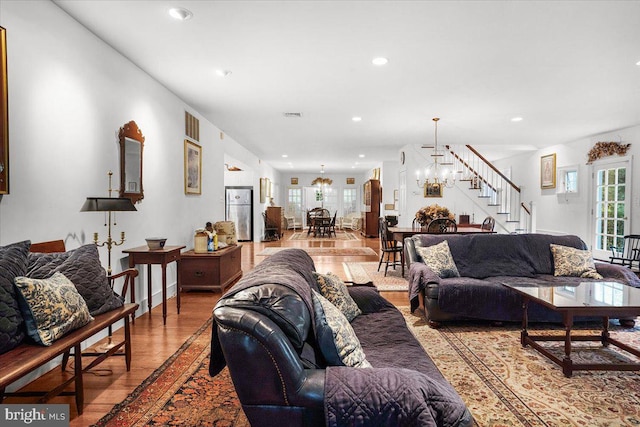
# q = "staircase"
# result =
<box><xmin>444</xmin><ymin>145</ymin><xmax>532</xmax><ymax>233</ymax></box>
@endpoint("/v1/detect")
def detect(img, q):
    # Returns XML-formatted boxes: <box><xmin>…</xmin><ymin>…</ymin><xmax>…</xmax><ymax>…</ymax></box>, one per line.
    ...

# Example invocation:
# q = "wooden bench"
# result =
<box><xmin>0</xmin><ymin>240</ymin><xmax>139</xmax><ymax>414</ymax></box>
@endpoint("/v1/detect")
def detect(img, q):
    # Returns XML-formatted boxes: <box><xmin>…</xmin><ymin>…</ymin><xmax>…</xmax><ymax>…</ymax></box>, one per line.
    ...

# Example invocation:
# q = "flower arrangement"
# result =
<box><xmin>415</xmin><ymin>204</ymin><xmax>454</xmax><ymax>226</ymax></box>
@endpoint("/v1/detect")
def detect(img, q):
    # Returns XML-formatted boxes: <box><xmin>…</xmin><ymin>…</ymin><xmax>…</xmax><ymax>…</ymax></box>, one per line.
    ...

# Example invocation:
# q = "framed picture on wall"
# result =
<box><xmin>424</xmin><ymin>182</ymin><xmax>443</xmax><ymax>198</ymax></box>
<box><xmin>346</xmin><ymin>177</ymin><xmax>355</xmax><ymax>185</ymax></box>
<box><xmin>291</xmin><ymin>177</ymin><xmax>298</xmax><ymax>185</ymax></box>
<box><xmin>259</xmin><ymin>178</ymin><xmax>266</xmax><ymax>203</ymax></box>
<box><xmin>184</xmin><ymin>140</ymin><xmax>202</xmax><ymax>195</ymax></box>
<box><xmin>540</xmin><ymin>153</ymin><xmax>556</xmax><ymax>189</ymax></box>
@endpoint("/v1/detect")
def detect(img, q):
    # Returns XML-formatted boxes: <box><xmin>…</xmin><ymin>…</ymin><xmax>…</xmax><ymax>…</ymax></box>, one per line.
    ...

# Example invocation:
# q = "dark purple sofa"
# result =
<box><xmin>405</xmin><ymin>233</ymin><xmax>640</xmax><ymax>326</ymax></box>
<box><xmin>210</xmin><ymin>248</ymin><xmax>473</xmax><ymax>427</ymax></box>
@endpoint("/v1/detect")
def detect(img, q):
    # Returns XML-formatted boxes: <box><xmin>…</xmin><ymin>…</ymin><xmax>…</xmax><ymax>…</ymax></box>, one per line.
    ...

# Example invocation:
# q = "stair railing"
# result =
<box><xmin>445</xmin><ymin>144</ymin><xmax>531</xmax><ymax>231</ymax></box>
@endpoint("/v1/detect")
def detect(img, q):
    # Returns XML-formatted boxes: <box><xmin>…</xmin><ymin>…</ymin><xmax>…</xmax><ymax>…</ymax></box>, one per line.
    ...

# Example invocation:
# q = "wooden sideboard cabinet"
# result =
<box><xmin>180</xmin><ymin>244</ymin><xmax>242</xmax><ymax>293</ymax></box>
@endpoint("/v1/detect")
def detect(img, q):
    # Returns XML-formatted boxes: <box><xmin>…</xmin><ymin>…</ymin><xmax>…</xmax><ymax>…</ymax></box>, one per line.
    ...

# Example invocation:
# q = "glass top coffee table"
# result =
<box><xmin>503</xmin><ymin>281</ymin><xmax>640</xmax><ymax>377</ymax></box>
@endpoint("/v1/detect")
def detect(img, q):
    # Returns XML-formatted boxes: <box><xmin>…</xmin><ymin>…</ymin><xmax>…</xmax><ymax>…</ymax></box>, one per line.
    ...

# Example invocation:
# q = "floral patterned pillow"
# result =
<box><xmin>550</xmin><ymin>244</ymin><xmax>603</xmax><ymax>279</ymax></box>
<box><xmin>313</xmin><ymin>272</ymin><xmax>361</xmax><ymax>321</ymax></box>
<box><xmin>311</xmin><ymin>289</ymin><xmax>371</xmax><ymax>368</ymax></box>
<box><xmin>14</xmin><ymin>272</ymin><xmax>93</xmax><ymax>346</ymax></box>
<box><xmin>415</xmin><ymin>241</ymin><xmax>460</xmax><ymax>278</ymax></box>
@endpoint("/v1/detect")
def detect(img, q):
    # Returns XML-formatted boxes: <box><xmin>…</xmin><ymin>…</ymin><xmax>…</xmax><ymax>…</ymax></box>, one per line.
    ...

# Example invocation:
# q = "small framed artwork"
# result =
<box><xmin>424</xmin><ymin>182</ymin><xmax>443</xmax><ymax>198</ymax></box>
<box><xmin>259</xmin><ymin>178</ymin><xmax>266</xmax><ymax>203</ymax></box>
<box><xmin>266</xmin><ymin>178</ymin><xmax>272</xmax><ymax>198</ymax></box>
<box><xmin>540</xmin><ymin>153</ymin><xmax>556</xmax><ymax>189</ymax></box>
<box><xmin>346</xmin><ymin>177</ymin><xmax>355</xmax><ymax>185</ymax></box>
<box><xmin>291</xmin><ymin>177</ymin><xmax>298</xmax><ymax>185</ymax></box>
<box><xmin>184</xmin><ymin>140</ymin><xmax>202</xmax><ymax>195</ymax></box>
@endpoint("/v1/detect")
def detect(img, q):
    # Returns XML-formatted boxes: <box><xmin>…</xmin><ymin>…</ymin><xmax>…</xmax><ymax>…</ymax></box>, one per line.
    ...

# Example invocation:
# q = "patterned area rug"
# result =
<box><xmin>289</xmin><ymin>231</ymin><xmax>357</xmax><ymax>241</ymax></box>
<box><xmin>92</xmin><ymin>309</ymin><xmax>640</xmax><ymax>426</ymax></box>
<box><xmin>343</xmin><ymin>261</ymin><xmax>407</xmax><ymax>291</ymax></box>
<box><xmin>257</xmin><ymin>247</ymin><xmax>377</xmax><ymax>256</ymax></box>
<box><xmin>400</xmin><ymin>307</ymin><xmax>640</xmax><ymax>426</ymax></box>
<box><xmin>91</xmin><ymin>318</ymin><xmax>249</xmax><ymax>427</ymax></box>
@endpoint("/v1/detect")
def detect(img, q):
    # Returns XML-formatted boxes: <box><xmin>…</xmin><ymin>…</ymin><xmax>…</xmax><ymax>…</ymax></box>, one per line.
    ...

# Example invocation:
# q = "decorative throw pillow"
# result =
<box><xmin>415</xmin><ymin>241</ymin><xmax>460</xmax><ymax>278</ymax></box>
<box><xmin>14</xmin><ymin>272</ymin><xmax>93</xmax><ymax>346</ymax></box>
<box><xmin>550</xmin><ymin>244</ymin><xmax>603</xmax><ymax>279</ymax></box>
<box><xmin>311</xmin><ymin>289</ymin><xmax>371</xmax><ymax>368</ymax></box>
<box><xmin>313</xmin><ymin>272</ymin><xmax>361</xmax><ymax>322</ymax></box>
<box><xmin>0</xmin><ymin>240</ymin><xmax>30</xmax><ymax>354</ymax></box>
<box><xmin>27</xmin><ymin>244</ymin><xmax>123</xmax><ymax>316</ymax></box>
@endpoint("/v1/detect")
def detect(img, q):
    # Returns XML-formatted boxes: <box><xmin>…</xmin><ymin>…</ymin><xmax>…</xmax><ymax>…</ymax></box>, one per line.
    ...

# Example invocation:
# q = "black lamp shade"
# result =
<box><xmin>81</xmin><ymin>197</ymin><xmax>137</xmax><ymax>212</ymax></box>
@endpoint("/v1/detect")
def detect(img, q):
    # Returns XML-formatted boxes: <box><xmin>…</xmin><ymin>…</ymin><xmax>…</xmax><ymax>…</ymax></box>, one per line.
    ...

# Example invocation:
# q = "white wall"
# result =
<box><xmin>0</xmin><ymin>0</ymin><xmax>281</xmax><ymax>389</ymax></box>
<box><xmin>0</xmin><ymin>0</ymin><xmax>223</xmax><ymax>298</ymax></box>
<box><xmin>494</xmin><ymin>124</ymin><xmax>640</xmax><ymax>245</ymax></box>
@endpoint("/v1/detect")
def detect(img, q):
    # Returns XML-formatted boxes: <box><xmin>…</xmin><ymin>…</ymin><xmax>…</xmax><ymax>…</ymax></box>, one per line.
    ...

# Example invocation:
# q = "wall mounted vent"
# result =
<box><xmin>282</xmin><ymin>112</ymin><xmax>303</xmax><ymax>118</ymax></box>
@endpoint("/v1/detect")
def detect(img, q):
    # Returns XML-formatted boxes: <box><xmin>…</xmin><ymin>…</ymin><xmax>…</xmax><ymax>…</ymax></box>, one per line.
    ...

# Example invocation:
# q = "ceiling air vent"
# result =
<box><xmin>282</xmin><ymin>112</ymin><xmax>303</xmax><ymax>118</ymax></box>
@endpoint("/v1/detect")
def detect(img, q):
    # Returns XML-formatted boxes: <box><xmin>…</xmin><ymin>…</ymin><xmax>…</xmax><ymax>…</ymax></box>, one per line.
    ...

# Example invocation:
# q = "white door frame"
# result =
<box><xmin>589</xmin><ymin>155</ymin><xmax>632</xmax><ymax>259</ymax></box>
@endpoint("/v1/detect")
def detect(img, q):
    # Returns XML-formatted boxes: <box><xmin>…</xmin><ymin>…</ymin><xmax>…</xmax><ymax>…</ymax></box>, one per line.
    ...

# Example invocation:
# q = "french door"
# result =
<box><xmin>591</xmin><ymin>158</ymin><xmax>631</xmax><ymax>260</ymax></box>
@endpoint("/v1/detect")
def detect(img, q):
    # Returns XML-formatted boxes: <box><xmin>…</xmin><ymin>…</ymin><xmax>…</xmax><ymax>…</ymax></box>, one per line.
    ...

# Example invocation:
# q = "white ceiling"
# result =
<box><xmin>53</xmin><ymin>0</ymin><xmax>640</xmax><ymax>174</ymax></box>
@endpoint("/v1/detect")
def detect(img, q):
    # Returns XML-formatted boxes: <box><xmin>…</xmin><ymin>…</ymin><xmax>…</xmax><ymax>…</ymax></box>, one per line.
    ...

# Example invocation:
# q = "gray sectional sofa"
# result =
<box><xmin>405</xmin><ymin>233</ymin><xmax>640</xmax><ymax>326</ymax></box>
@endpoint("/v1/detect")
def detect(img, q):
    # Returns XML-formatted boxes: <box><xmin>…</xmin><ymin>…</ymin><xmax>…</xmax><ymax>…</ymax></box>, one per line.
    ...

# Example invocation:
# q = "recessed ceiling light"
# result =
<box><xmin>636</xmin><ymin>60</ymin><xmax>640</xmax><ymax>66</ymax></box>
<box><xmin>281</xmin><ymin>154</ymin><xmax>288</xmax><ymax>158</ymax></box>
<box><xmin>359</xmin><ymin>154</ymin><xmax>365</xmax><ymax>158</ymax></box>
<box><xmin>372</xmin><ymin>57</ymin><xmax>388</xmax><ymax>66</ymax></box>
<box><xmin>352</xmin><ymin>116</ymin><xmax>362</xmax><ymax>122</ymax></box>
<box><xmin>511</xmin><ymin>117</ymin><xmax>523</xmax><ymax>122</ymax></box>
<box><xmin>215</xmin><ymin>69</ymin><xmax>232</xmax><ymax>77</ymax></box>
<box><xmin>168</xmin><ymin>7</ymin><xmax>193</xmax><ymax>21</ymax></box>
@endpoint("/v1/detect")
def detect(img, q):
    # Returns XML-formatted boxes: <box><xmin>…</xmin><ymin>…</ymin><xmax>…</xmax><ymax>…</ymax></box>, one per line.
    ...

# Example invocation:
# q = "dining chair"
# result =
<box><xmin>262</xmin><ymin>212</ymin><xmax>280</xmax><ymax>241</ymax></box>
<box><xmin>323</xmin><ymin>212</ymin><xmax>337</xmax><ymax>237</ymax></box>
<box><xmin>426</xmin><ymin>218</ymin><xmax>458</xmax><ymax>233</ymax></box>
<box><xmin>609</xmin><ymin>235</ymin><xmax>640</xmax><ymax>270</ymax></box>
<box><xmin>480</xmin><ymin>216</ymin><xmax>495</xmax><ymax>232</ymax></box>
<box><xmin>378</xmin><ymin>217</ymin><xmax>404</xmax><ymax>276</ymax></box>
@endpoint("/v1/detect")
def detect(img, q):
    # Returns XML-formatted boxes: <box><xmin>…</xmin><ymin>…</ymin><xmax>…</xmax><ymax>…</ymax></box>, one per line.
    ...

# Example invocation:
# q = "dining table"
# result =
<box><xmin>308</xmin><ymin>216</ymin><xmax>332</xmax><ymax>237</ymax></box>
<box><xmin>388</xmin><ymin>226</ymin><xmax>495</xmax><ymax>243</ymax></box>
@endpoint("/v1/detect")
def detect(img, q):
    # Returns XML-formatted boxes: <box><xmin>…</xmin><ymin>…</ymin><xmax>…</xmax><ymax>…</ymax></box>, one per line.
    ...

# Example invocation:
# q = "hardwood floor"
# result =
<box><xmin>5</xmin><ymin>229</ymin><xmax>406</xmax><ymax>426</ymax></box>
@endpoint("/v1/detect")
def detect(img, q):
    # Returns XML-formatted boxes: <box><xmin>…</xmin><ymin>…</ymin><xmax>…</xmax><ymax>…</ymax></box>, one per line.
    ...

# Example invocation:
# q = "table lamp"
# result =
<box><xmin>80</xmin><ymin>172</ymin><xmax>137</xmax><ymax>275</ymax></box>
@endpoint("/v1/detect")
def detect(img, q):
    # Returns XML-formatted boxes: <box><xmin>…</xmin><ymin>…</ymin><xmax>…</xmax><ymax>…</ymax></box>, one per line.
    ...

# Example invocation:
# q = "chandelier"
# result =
<box><xmin>311</xmin><ymin>164</ymin><xmax>333</xmax><ymax>187</ymax></box>
<box><xmin>416</xmin><ymin>117</ymin><xmax>456</xmax><ymax>190</ymax></box>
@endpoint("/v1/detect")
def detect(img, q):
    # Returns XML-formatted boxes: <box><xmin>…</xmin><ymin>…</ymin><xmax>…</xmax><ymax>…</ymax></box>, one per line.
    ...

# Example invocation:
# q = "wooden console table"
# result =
<box><xmin>123</xmin><ymin>244</ymin><xmax>185</xmax><ymax>325</ymax></box>
<box><xmin>180</xmin><ymin>244</ymin><xmax>242</xmax><ymax>293</ymax></box>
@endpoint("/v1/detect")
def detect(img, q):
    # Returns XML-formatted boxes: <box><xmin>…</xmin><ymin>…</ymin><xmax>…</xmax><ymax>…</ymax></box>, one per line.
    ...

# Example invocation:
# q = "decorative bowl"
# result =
<box><xmin>145</xmin><ymin>238</ymin><xmax>167</xmax><ymax>250</ymax></box>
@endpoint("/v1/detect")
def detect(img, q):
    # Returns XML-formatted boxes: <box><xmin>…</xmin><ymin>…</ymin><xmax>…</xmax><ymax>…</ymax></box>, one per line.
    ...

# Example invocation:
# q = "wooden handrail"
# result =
<box><xmin>448</xmin><ymin>145</ymin><xmax>521</xmax><ymax>193</ymax></box>
<box><xmin>447</xmin><ymin>150</ymin><xmax>497</xmax><ymax>192</ymax></box>
<box><xmin>520</xmin><ymin>202</ymin><xmax>531</xmax><ymax>216</ymax></box>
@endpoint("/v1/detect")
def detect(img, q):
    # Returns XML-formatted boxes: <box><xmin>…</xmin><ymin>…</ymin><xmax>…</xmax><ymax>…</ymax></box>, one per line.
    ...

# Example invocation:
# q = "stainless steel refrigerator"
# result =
<box><xmin>225</xmin><ymin>186</ymin><xmax>253</xmax><ymax>241</ymax></box>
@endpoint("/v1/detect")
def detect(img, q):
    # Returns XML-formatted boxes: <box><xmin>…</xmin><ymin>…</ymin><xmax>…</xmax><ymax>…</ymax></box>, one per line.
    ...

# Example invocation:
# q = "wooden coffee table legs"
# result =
<box><xmin>519</xmin><ymin>300</ymin><xmax>640</xmax><ymax>377</ymax></box>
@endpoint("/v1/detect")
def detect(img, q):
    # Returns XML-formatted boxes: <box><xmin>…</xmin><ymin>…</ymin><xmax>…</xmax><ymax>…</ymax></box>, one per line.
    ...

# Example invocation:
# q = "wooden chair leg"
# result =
<box><xmin>61</xmin><ymin>350</ymin><xmax>71</xmax><ymax>372</ymax></box>
<box><xmin>378</xmin><ymin>252</ymin><xmax>384</xmax><ymax>272</ymax></box>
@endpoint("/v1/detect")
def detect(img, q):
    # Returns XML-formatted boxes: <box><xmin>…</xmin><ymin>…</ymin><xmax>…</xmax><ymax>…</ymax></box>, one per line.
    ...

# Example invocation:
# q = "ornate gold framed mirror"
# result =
<box><xmin>118</xmin><ymin>120</ymin><xmax>144</xmax><ymax>203</ymax></box>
